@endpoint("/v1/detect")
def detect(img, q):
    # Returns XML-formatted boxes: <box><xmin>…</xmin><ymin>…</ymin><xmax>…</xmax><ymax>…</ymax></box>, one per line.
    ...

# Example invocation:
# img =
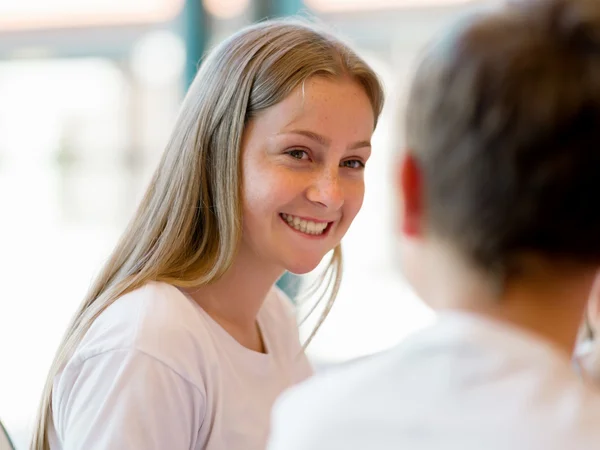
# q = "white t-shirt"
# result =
<box><xmin>48</xmin><ymin>281</ymin><xmax>312</xmax><ymax>450</ymax></box>
<box><xmin>268</xmin><ymin>312</ymin><xmax>600</xmax><ymax>450</ymax></box>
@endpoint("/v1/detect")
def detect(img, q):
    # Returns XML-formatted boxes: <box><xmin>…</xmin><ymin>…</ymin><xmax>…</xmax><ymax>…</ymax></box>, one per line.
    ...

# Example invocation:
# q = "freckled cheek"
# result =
<box><xmin>343</xmin><ymin>180</ymin><xmax>366</xmax><ymax>217</ymax></box>
<box><xmin>243</xmin><ymin>163</ymin><xmax>277</xmax><ymax>196</ymax></box>
<box><xmin>243</xmin><ymin>170</ymin><xmax>302</xmax><ymax>214</ymax></box>
<box><xmin>264</xmin><ymin>169</ymin><xmax>308</xmax><ymax>195</ymax></box>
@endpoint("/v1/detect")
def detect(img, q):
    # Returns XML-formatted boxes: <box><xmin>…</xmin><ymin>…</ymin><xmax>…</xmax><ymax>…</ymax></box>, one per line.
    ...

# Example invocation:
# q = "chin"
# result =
<box><xmin>285</xmin><ymin>265</ymin><xmax>320</xmax><ymax>276</ymax></box>
<box><xmin>283</xmin><ymin>257</ymin><xmax>324</xmax><ymax>276</ymax></box>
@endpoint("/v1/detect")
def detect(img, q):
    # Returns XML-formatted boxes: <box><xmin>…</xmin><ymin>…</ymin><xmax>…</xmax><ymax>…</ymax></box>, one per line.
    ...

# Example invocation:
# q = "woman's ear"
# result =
<box><xmin>587</xmin><ymin>271</ymin><xmax>600</xmax><ymax>336</ymax></box>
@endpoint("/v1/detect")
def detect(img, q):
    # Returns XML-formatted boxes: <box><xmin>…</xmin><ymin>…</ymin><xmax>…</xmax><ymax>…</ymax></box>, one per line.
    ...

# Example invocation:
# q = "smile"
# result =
<box><xmin>280</xmin><ymin>213</ymin><xmax>332</xmax><ymax>236</ymax></box>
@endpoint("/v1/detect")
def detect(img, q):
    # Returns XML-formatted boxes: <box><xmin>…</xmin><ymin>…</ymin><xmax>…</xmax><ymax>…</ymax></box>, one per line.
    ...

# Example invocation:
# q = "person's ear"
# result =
<box><xmin>395</xmin><ymin>151</ymin><xmax>425</xmax><ymax>238</ymax></box>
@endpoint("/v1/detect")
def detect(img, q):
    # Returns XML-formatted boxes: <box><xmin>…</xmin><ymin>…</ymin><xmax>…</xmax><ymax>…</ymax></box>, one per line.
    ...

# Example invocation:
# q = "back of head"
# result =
<box><xmin>406</xmin><ymin>0</ymin><xmax>600</xmax><ymax>278</ymax></box>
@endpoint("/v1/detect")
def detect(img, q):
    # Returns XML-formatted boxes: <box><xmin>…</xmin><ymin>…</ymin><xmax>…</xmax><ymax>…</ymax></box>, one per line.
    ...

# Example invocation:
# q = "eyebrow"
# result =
<box><xmin>283</xmin><ymin>129</ymin><xmax>371</xmax><ymax>151</ymax></box>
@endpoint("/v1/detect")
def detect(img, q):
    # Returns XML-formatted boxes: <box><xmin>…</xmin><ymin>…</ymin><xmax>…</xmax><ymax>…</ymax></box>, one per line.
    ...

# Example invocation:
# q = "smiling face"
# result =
<box><xmin>240</xmin><ymin>76</ymin><xmax>375</xmax><ymax>275</ymax></box>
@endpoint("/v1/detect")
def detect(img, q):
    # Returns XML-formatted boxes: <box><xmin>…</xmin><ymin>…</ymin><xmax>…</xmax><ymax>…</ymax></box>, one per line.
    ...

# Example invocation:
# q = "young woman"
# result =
<box><xmin>30</xmin><ymin>19</ymin><xmax>383</xmax><ymax>450</ymax></box>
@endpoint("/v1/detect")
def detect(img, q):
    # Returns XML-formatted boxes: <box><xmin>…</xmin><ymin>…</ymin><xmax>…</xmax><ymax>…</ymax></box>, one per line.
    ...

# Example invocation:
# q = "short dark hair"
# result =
<box><xmin>406</xmin><ymin>0</ymin><xmax>600</xmax><ymax>276</ymax></box>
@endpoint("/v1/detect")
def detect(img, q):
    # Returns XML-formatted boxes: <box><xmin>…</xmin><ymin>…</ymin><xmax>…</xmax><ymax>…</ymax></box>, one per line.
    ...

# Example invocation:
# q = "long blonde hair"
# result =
<box><xmin>31</xmin><ymin>19</ymin><xmax>383</xmax><ymax>450</ymax></box>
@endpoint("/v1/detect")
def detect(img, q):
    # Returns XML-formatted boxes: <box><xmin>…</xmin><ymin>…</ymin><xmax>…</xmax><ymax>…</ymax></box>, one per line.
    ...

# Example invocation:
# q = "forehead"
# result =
<box><xmin>250</xmin><ymin>76</ymin><xmax>375</xmax><ymax>138</ymax></box>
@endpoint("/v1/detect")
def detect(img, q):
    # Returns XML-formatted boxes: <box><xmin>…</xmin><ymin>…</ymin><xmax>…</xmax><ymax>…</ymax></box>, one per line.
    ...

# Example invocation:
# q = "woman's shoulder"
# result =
<box><xmin>73</xmin><ymin>281</ymin><xmax>212</xmax><ymax>369</ymax></box>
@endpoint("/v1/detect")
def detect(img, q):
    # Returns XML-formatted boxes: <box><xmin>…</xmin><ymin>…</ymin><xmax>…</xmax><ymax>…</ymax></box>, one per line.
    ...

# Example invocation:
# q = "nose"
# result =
<box><xmin>306</xmin><ymin>167</ymin><xmax>344</xmax><ymax>210</ymax></box>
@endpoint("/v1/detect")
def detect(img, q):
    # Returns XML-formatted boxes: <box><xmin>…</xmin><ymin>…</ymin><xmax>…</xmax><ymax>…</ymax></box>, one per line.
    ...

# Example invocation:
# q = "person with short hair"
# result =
<box><xmin>268</xmin><ymin>1</ymin><xmax>600</xmax><ymax>449</ymax></box>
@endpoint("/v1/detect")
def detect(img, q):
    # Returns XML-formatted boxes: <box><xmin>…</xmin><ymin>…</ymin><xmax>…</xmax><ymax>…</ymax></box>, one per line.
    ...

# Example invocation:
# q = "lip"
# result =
<box><xmin>280</xmin><ymin>213</ymin><xmax>334</xmax><ymax>224</ymax></box>
<box><xmin>279</xmin><ymin>214</ymin><xmax>334</xmax><ymax>239</ymax></box>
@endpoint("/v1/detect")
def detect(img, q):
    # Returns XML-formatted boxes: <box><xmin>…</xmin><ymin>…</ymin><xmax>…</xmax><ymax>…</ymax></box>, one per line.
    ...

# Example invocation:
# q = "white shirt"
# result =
<box><xmin>49</xmin><ymin>281</ymin><xmax>312</xmax><ymax>450</ymax></box>
<box><xmin>268</xmin><ymin>312</ymin><xmax>600</xmax><ymax>450</ymax></box>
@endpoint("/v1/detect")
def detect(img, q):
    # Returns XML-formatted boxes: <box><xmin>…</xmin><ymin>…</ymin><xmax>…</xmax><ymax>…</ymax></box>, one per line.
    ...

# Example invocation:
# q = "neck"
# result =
<box><xmin>422</xmin><ymin>246</ymin><xmax>594</xmax><ymax>355</ymax></box>
<box><xmin>185</xmin><ymin>242</ymin><xmax>284</xmax><ymax>331</ymax></box>
<box><xmin>487</xmin><ymin>272</ymin><xmax>592</xmax><ymax>354</ymax></box>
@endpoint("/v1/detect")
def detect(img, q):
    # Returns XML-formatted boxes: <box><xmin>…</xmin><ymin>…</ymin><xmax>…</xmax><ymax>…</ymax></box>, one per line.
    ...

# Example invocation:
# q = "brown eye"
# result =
<box><xmin>341</xmin><ymin>159</ymin><xmax>365</xmax><ymax>169</ymax></box>
<box><xmin>287</xmin><ymin>149</ymin><xmax>309</xmax><ymax>160</ymax></box>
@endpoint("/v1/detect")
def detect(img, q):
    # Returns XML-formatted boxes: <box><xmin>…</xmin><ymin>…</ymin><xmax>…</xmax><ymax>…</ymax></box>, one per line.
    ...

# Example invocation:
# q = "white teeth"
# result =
<box><xmin>281</xmin><ymin>213</ymin><xmax>329</xmax><ymax>235</ymax></box>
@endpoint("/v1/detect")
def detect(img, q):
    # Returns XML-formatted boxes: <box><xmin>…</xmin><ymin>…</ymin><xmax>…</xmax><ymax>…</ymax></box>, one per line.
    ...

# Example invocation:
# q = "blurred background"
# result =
<box><xmin>0</xmin><ymin>0</ymin><xmax>488</xmax><ymax>447</ymax></box>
